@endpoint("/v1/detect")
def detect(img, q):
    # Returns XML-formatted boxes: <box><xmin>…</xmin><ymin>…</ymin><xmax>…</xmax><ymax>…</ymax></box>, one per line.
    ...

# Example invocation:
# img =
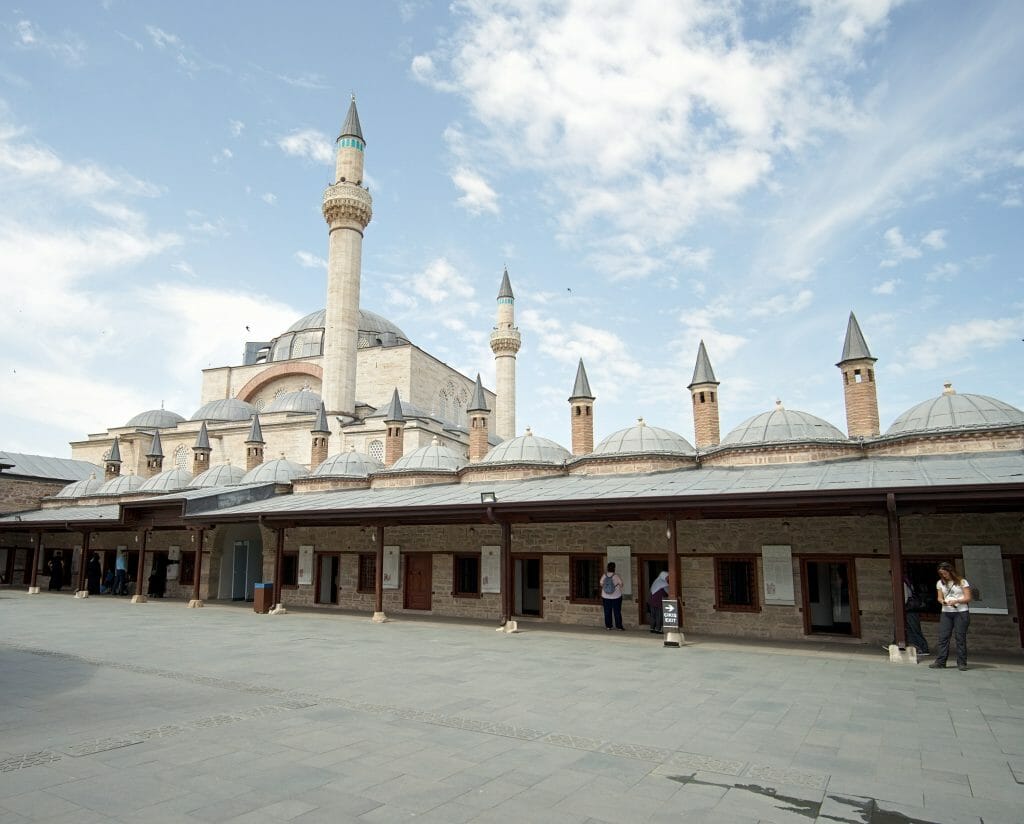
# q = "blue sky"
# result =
<box><xmin>1</xmin><ymin>0</ymin><xmax>1022</xmax><ymax>458</ymax></box>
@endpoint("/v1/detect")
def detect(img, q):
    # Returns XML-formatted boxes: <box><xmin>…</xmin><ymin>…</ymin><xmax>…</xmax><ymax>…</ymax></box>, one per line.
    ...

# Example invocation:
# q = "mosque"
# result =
<box><xmin>2</xmin><ymin>100</ymin><xmax>1022</xmax><ymax>658</ymax></box>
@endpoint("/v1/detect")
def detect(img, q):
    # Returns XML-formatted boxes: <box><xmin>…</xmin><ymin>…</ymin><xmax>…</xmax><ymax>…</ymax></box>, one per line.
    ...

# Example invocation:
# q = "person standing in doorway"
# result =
<box><xmin>114</xmin><ymin>549</ymin><xmax>127</xmax><ymax>596</ymax></box>
<box><xmin>902</xmin><ymin>574</ymin><xmax>929</xmax><ymax>655</ymax></box>
<box><xmin>649</xmin><ymin>571</ymin><xmax>669</xmax><ymax>634</ymax></box>
<box><xmin>930</xmin><ymin>561</ymin><xmax>971</xmax><ymax>671</ymax></box>
<box><xmin>600</xmin><ymin>562</ymin><xmax>624</xmax><ymax>631</ymax></box>
<box><xmin>47</xmin><ymin>551</ymin><xmax>65</xmax><ymax>591</ymax></box>
<box><xmin>86</xmin><ymin>552</ymin><xmax>102</xmax><ymax>595</ymax></box>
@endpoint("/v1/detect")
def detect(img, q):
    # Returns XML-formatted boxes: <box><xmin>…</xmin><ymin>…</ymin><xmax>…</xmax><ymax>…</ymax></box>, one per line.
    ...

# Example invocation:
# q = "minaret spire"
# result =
<box><xmin>322</xmin><ymin>96</ymin><xmax>373</xmax><ymax>417</ymax></box>
<box><xmin>145</xmin><ymin>430</ymin><xmax>164</xmax><ymax>477</ymax></box>
<box><xmin>688</xmin><ymin>340</ymin><xmax>721</xmax><ymax>448</ymax></box>
<box><xmin>568</xmin><ymin>359</ymin><xmax>595</xmax><ymax>455</ymax></box>
<box><xmin>245</xmin><ymin>413</ymin><xmax>265</xmax><ymax>472</ymax></box>
<box><xmin>836</xmin><ymin>311</ymin><xmax>880</xmax><ymax>438</ymax></box>
<box><xmin>105</xmin><ymin>435</ymin><xmax>122</xmax><ymax>481</ymax></box>
<box><xmin>383</xmin><ymin>388</ymin><xmax>406</xmax><ymax>467</ymax></box>
<box><xmin>310</xmin><ymin>402</ymin><xmax>331</xmax><ymax>468</ymax></box>
<box><xmin>489</xmin><ymin>267</ymin><xmax>521</xmax><ymax>441</ymax></box>
<box><xmin>192</xmin><ymin>422</ymin><xmax>212</xmax><ymax>476</ymax></box>
<box><xmin>467</xmin><ymin>374</ymin><xmax>491</xmax><ymax>463</ymax></box>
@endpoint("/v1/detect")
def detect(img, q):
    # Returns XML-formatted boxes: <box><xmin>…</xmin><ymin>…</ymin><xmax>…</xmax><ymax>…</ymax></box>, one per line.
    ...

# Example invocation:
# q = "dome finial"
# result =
<box><xmin>637</xmin><ymin>417</ymin><xmax>646</xmax><ymax>426</ymax></box>
<box><xmin>943</xmin><ymin>382</ymin><xmax>956</xmax><ymax>395</ymax></box>
<box><xmin>775</xmin><ymin>399</ymin><xmax>785</xmax><ymax>410</ymax></box>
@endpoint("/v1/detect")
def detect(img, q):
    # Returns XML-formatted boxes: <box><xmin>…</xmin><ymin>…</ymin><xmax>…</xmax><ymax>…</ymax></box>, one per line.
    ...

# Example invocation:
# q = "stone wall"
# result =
<box><xmin>0</xmin><ymin>478</ymin><xmax>67</xmax><ymax>513</ymax></box>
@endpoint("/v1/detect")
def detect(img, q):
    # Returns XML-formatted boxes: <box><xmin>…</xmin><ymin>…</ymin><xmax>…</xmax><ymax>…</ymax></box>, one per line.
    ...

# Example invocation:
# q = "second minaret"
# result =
<box><xmin>489</xmin><ymin>267</ymin><xmax>521</xmax><ymax>441</ymax></box>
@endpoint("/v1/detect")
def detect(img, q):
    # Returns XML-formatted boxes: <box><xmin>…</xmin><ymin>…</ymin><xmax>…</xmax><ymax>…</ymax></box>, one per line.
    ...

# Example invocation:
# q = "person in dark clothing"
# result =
<box><xmin>86</xmin><ymin>552</ymin><xmax>102</xmax><ymax>595</ymax></box>
<box><xmin>147</xmin><ymin>556</ymin><xmax>168</xmax><ymax>598</ymax></box>
<box><xmin>649</xmin><ymin>571</ymin><xmax>669</xmax><ymax>634</ymax></box>
<box><xmin>47</xmin><ymin>551</ymin><xmax>65</xmax><ymax>591</ymax></box>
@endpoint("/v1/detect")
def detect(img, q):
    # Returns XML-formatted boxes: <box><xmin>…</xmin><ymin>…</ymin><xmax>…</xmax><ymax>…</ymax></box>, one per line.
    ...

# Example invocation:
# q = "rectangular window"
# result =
<box><xmin>281</xmin><ymin>552</ymin><xmax>298</xmax><ymax>588</ymax></box>
<box><xmin>358</xmin><ymin>554</ymin><xmax>376</xmax><ymax>593</ymax></box>
<box><xmin>570</xmin><ymin>555</ymin><xmax>603</xmax><ymax>603</ymax></box>
<box><xmin>454</xmin><ymin>554</ymin><xmax>480</xmax><ymax>597</ymax></box>
<box><xmin>179</xmin><ymin>551</ymin><xmax>196</xmax><ymax>585</ymax></box>
<box><xmin>715</xmin><ymin>557</ymin><xmax>759</xmax><ymax>611</ymax></box>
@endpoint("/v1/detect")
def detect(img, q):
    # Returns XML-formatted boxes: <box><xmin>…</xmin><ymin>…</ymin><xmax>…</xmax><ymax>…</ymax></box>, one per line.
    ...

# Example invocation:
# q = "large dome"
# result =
<box><xmin>264</xmin><ymin>389</ymin><xmax>322</xmax><ymax>414</ymax></box>
<box><xmin>887</xmin><ymin>387</ymin><xmax>1024</xmax><ymax>436</ymax></box>
<box><xmin>722</xmin><ymin>404</ymin><xmax>847</xmax><ymax>445</ymax></box>
<box><xmin>390</xmin><ymin>439</ymin><xmax>466</xmax><ymax>472</ymax></box>
<box><xmin>240</xmin><ymin>458</ymin><xmax>309</xmax><ymax>485</ymax></box>
<box><xmin>126</xmin><ymin>408</ymin><xmax>186</xmax><ymax>428</ymax></box>
<box><xmin>191</xmin><ymin>398</ymin><xmax>257</xmax><ymax>422</ymax></box>
<box><xmin>139</xmin><ymin>468</ymin><xmax>193</xmax><ymax>493</ymax></box>
<box><xmin>313</xmin><ymin>449</ymin><xmax>383</xmax><ymax>478</ymax></box>
<box><xmin>191</xmin><ymin>463</ymin><xmax>247</xmax><ymax>488</ymax></box>
<box><xmin>481</xmin><ymin>429</ymin><xmax>570</xmax><ymax>465</ymax></box>
<box><xmin>264</xmin><ymin>308</ymin><xmax>410</xmax><ymax>363</ymax></box>
<box><xmin>593</xmin><ymin>419</ymin><xmax>695</xmax><ymax>456</ymax></box>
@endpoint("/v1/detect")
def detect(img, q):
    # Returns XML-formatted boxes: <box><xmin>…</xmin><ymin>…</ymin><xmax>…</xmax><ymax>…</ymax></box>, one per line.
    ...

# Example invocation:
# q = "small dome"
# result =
<box><xmin>126</xmin><ymin>408</ymin><xmax>186</xmax><ymax>428</ymax></box>
<box><xmin>240</xmin><ymin>458</ymin><xmax>309</xmax><ymax>485</ymax></box>
<box><xmin>887</xmin><ymin>385</ymin><xmax>1024</xmax><ymax>436</ymax></box>
<box><xmin>313</xmin><ymin>449</ymin><xmax>383</xmax><ymax>478</ymax></box>
<box><xmin>139</xmin><ymin>468</ymin><xmax>193</xmax><ymax>492</ymax></box>
<box><xmin>264</xmin><ymin>389</ymin><xmax>322</xmax><ymax>414</ymax></box>
<box><xmin>722</xmin><ymin>403</ymin><xmax>847</xmax><ymax>445</ymax></box>
<box><xmin>481</xmin><ymin>429</ymin><xmax>571</xmax><ymax>465</ymax></box>
<box><xmin>191</xmin><ymin>398</ymin><xmax>256</xmax><ymax>422</ymax></box>
<box><xmin>390</xmin><ymin>439</ymin><xmax>466</xmax><ymax>472</ymax></box>
<box><xmin>95</xmin><ymin>474</ymin><xmax>144</xmax><ymax>495</ymax></box>
<box><xmin>265</xmin><ymin>308</ymin><xmax>411</xmax><ymax>362</ymax></box>
<box><xmin>54</xmin><ymin>476</ymin><xmax>102</xmax><ymax>499</ymax></box>
<box><xmin>191</xmin><ymin>463</ymin><xmax>247</xmax><ymax>488</ymax></box>
<box><xmin>593</xmin><ymin>419</ymin><xmax>695</xmax><ymax>456</ymax></box>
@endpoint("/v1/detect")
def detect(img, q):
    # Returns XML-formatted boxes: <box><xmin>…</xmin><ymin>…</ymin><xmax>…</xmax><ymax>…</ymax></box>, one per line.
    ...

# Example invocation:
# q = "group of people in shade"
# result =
<box><xmin>599</xmin><ymin>562</ymin><xmax>670</xmax><ymax>634</ymax></box>
<box><xmin>903</xmin><ymin>561</ymin><xmax>974</xmax><ymax>670</ymax></box>
<box><xmin>43</xmin><ymin>550</ymin><xmax>170</xmax><ymax>598</ymax></box>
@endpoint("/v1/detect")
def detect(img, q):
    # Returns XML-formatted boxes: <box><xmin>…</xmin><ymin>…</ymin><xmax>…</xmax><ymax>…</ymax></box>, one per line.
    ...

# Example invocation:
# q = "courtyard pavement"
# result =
<box><xmin>1</xmin><ymin>591</ymin><xmax>1022</xmax><ymax>823</ymax></box>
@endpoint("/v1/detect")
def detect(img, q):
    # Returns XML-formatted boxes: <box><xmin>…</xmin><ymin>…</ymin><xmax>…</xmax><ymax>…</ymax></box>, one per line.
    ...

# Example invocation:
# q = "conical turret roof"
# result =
<box><xmin>688</xmin><ymin>340</ymin><xmax>719</xmax><ymax>388</ymax></box>
<box><xmin>569</xmin><ymin>359</ymin><xmax>595</xmax><ymax>401</ymax></box>
<box><xmin>311</xmin><ymin>402</ymin><xmax>330</xmax><ymax>434</ymax></box>
<box><xmin>245</xmin><ymin>413</ymin><xmax>265</xmax><ymax>444</ymax></box>
<box><xmin>497</xmin><ymin>267</ymin><xmax>514</xmax><ymax>299</ymax></box>
<box><xmin>383</xmin><ymin>388</ymin><xmax>405</xmax><ymax>423</ymax></box>
<box><xmin>107</xmin><ymin>436</ymin><xmax>122</xmax><ymax>463</ymax></box>
<box><xmin>194</xmin><ymin>421</ymin><xmax>211</xmax><ymax>450</ymax></box>
<box><xmin>837</xmin><ymin>312</ymin><xmax>875</xmax><ymax>364</ymax></box>
<box><xmin>145</xmin><ymin>430</ymin><xmax>163</xmax><ymax>458</ymax></box>
<box><xmin>468</xmin><ymin>374</ymin><xmax>490</xmax><ymax>413</ymax></box>
<box><xmin>339</xmin><ymin>96</ymin><xmax>363</xmax><ymax>141</ymax></box>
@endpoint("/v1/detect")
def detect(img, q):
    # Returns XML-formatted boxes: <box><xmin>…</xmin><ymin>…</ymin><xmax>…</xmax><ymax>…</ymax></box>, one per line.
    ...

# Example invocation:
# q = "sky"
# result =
<box><xmin>1</xmin><ymin>0</ymin><xmax>1022</xmax><ymax>459</ymax></box>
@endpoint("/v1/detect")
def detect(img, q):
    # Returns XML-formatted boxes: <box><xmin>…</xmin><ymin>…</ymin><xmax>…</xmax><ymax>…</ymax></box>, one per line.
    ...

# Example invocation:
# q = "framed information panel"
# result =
<box><xmin>481</xmin><ymin>546</ymin><xmax>500</xmax><ymax>593</ymax></box>
<box><xmin>383</xmin><ymin>546</ymin><xmax>400</xmax><ymax>589</ymax></box>
<box><xmin>961</xmin><ymin>545</ymin><xmax>1007</xmax><ymax>615</ymax></box>
<box><xmin>761</xmin><ymin>545</ymin><xmax>795</xmax><ymax>606</ymax></box>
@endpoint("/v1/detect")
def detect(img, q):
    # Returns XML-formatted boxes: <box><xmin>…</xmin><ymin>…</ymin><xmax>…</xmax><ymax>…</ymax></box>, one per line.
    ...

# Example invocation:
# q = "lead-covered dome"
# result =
<box><xmin>722</xmin><ymin>403</ymin><xmax>846</xmax><ymax>445</ymax></box>
<box><xmin>593</xmin><ymin>419</ymin><xmax>695</xmax><ymax>456</ymax></box>
<box><xmin>389</xmin><ymin>439</ymin><xmax>466</xmax><ymax>472</ymax></box>
<box><xmin>95</xmin><ymin>474</ymin><xmax>144</xmax><ymax>496</ymax></box>
<box><xmin>139</xmin><ymin>468</ymin><xmax>193</xmax><ymax>492</ymax></box>
<box><xmin>264</xmin><ymin>389</ymin><xmax>322</xmax><ymax>414</ymax></box>
<box><xmin>481</xmin><ymin>429</ymin><xmax>571</xmax><ymax>465</ymax></box>
<box><xmin>191</xmin><ymin>398</ymin><xmax>256</xmax><ymax>422</ymax></box>
<box><xmin>264</xmin><ymin>308</ymin><xmax>410</xmax><ymax>362</ymax></box>
<box><xmin>54</xmin><ymin>476</ymin><xmax>102</xmax><ymax>499</ymax></box>
<box><xmin>240</xmin><ymin>458</ymin><xmax>309</xmax><ymax>485</ymax></box>
<box><xmin>887</xmin><ymin>385</ymin><xmax>1024</xmax><ymax>436</ymax></box>
<box><xmin>126</xmin><ymin>408</ymin><xmax>186</xmax><ymax>428</ymax></box>
<box><xmin>191</xmin><ymin>463</ymin><xmax>247</xmax><ymax>488</ymax></box>
<box><xmin>313</xmin><ymin>449</ymin><xmax>383</xmax><ymax>478</ymax></box>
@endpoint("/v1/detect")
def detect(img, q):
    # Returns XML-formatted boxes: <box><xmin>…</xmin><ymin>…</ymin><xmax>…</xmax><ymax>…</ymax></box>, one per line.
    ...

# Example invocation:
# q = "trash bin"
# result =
<box><xmin>253</xmin><ymin>582</ymin><xmax>274</xmax><ymax>614</ymax></box>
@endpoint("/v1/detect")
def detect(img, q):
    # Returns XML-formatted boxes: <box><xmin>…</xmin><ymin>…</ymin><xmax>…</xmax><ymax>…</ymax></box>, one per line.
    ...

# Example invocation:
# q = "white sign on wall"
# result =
<box><xmin>298</xmin><ymin>545</ymin><xmax>314</xmax><ymax>586</ymax></box>
<box><xmin>481</xmin><ymin>546</ymin><xmax>500</xmax><ymax>593</ymax></box>
<box><xmin>167</xmin><ymin>546</ymin><xmax>181</xmax><ymax>562</ymax></box>
<box><xmin>961</xmin><ymin>545</ymin><xmax>1008</xmax><ymax>615</ymax></box>
<box><xmin>761</xmin><ymin>545</ymin><xmax>795</xmax><ymax>606</ymax></box>
<box><xmin>606</xmin><ymin>545</ymin><xmax>632</xmax><ymax>596</ymax></box>
<box><xmin>383</xmin><ymin>546</ymin><xmax>400</xmax><ymax>589</ymax></box>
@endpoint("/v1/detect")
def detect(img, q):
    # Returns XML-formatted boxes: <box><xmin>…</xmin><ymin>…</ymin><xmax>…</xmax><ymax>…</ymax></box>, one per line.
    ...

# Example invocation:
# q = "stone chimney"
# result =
<box><xmin>105</xmin><ymin>435</ymin><xmax>122</xmax><ymax>481</ymax></box>
<box><xmin>144</xmin><ymin>430</ymin><xmax>164</xmax><ymax>477</ymax></box>
<box><xmin>192</xmin><ymin>422</ymin><xmax>212</xmax><ymax>477</ymax></box>
<box><xmin>568</xmin><ymin>359</ymin><xmax>595</xmax><ymax>456</ymax></box>
<box><xmin>310</xmin><ymin>402</ymin><xmax>331</xmax><ymax>469</ymax></box>
<box><xmin>382</xmin><ymin>389</ymin><xmax>405</xmax><ymax>467</ymax></box>
<box><xmin>245</xmin><ymin>414</ymin><xmax>265</xmax><ymax>472</ymax></box>
<box><xmin>836</xmin><ymin>312</ymin><xmax>880</xmax><ymax>438</ymax></box>
<box><xmin>467</xmin><ymin>374</ymin><xmax>491</xmax><ymax>463</ymax></box>
<box><xmin>688</xmin><ymin>340</ymin><xmax>720</xmax><ymax>448</ymax></box>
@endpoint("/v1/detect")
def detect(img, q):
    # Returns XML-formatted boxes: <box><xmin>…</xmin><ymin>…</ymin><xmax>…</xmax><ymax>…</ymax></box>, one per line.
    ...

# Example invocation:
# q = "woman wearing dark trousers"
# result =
<box><xmin>930</xmin><ymin>562</ymin><xmax>971</xmax><ymax>671</ymax></box>
<box><xmin>600</xmin><ymin>562</ymin><xmax>624</xmax><ymax>630</ymax></box>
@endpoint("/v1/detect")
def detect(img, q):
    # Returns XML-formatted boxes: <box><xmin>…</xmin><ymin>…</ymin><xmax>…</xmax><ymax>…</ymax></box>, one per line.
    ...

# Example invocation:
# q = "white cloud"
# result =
<box><xmin>261</xmin><ymin>192</ymin><xmax>276</xmax><ymax>205</ymax></box>
<box><xmin>921</xmin><ymin>229</ymin><xmax>947</xmax><ymax>250</ymax></box>
<box><xmin>171</xmin><ymin>260</ymin><xmax>196</xmax><ymax>277</ymax></box>
<box><xmin>903</xmin><ymin>317</ymin><xmax>1022</xmax><ymax>371</ymax></box>
<box><xmin>412</xmin><ymin>258</ymin><xmax>476</xmax><ymax>304</ymax></box>
<box><xmin>229</xmin><ymin>119</ymin><xmax>245</xmax><ymax>137</ymax></box>
<box><xmin>924</xmin><ymin>262</ymin><xmax>960</xmax><ymax>282</ymax></box>
<box><xmin>872</xmin><ymin>278</ymin><xmax>900</xmax><ymax>294</ymax></box>
<box><xmin>14</xmin><ymin>19</ymin><xmax>85</xmax><ymax>65</ymax></box>
<box><xmin>880</xmin><ymin>226</ymin><xmax>922</xmax><ymax>267</ymax></box>
<box><xmin>278</xmin><ymin>129</ymin><xmax>333</xmax><ymax>164</ymax></box>
<box><xmin>145</xmin><ymin>25</ymin><xmax>200</xmax><ymax>73</ymax></box>
<box><xmin>294</xmin><ymin>251</ymin><xmax>326</xmax><ymax>269</ymax></box>
<box><xmin>451</xmin><ymin>167</ymin><xmax>499</xmax><ymax>215</ymax></box>
<box><xmin>748</xmin><ymin>289</ymin><xmax>814</xmax><ymax>317</ymax></box>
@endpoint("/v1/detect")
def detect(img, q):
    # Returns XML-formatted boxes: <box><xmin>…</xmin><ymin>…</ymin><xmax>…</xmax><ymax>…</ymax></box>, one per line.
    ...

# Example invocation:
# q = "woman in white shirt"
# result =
<box><xmin>929</xmin><ymin>561</ymin><xmax>971</xmax><ymax>671</ymax></box>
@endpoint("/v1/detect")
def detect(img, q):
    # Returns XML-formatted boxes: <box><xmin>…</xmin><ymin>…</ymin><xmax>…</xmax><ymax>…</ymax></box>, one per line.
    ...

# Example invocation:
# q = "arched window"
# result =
<box><xmin>173</xmin><ymin>445</ymin><xmax>189</xmax><ymax>470</ymax></box>
<box><xmin>368</xmin><ymin>439</ymin><xmax>384</xmax><ymax>463</ymax></box>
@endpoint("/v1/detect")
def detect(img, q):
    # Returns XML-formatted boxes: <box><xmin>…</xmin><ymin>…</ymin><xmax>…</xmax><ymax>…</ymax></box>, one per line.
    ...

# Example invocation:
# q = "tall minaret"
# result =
<box><xmin>322</xmin><ymin>96</ymin><xmax>373</xmax><ymax>416</ymax></box>
<box><xmin>489</xmin><ymin>267</ymin><xmax>521</xmax><ymax>441</ymax></box>
<box><xmin>688</xmin><ymin>340</ymin><xmax>721</xmax><ymax>448</ymax></box>
<box><xmin>836</xmin><ymin>312</ymin><xmax>880</xmax><ymax>438</ymax></box>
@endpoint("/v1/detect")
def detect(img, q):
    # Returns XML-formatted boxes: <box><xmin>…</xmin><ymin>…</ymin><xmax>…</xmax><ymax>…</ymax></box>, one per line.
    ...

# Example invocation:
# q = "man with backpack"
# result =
<box><xmin>600</xmin><ymin>562</ymin><xmax>625</xmax><ymax>631</ymax></box>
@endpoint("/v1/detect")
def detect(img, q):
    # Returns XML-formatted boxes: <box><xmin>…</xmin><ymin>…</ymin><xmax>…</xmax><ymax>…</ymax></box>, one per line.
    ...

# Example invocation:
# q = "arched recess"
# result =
<box><xmin>237</xmin><ymin>363</ymin><xmax>323</xmax><ymax>403</ymax></box>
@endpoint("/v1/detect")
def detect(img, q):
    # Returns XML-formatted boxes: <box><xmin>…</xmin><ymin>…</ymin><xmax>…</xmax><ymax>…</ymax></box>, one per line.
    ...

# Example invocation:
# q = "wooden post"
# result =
<box><xmin>77</xmin><ymin>531</ymin><xmax>91</xmax><ymax>593</ymax></box>
<box><xmin>189</xmin><ymin>528</ymin><xmax>205</xmax><ymax>607</ymax></box>
<box><xmin>132</xmin><ymin>530</ymin><xmax>149</xmax><ymax>603</ymax></box>
<box><xmin>272</xmin><ymin>527</ymin><xmax>285</xmax><ymax>607</ymax></box>
<box><xmin>374</xmin><ymin>526</ymin><xmax>385</xmax><ymax>615</ymax></box>
<box><xmin>887</xmin><ymin>493</ymin><xmax>907</xmax><ymax>648</ymax></box>
<box><xmin>500</xmin><ymin>520</ymin><xmax>512</xmax><ymax>625</ymax></box>
<box><xmin>28</xmin><ymin>531</ymin><xmax>41</xmax><ymax>593</ymax></box>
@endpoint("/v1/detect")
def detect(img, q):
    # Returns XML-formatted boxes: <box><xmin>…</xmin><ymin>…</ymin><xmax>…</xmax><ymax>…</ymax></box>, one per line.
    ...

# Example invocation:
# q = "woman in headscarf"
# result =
<box><xmin>649</xmin><ymin>571</ymin><xmax>669</xmax><ymax>634</ymax></box>
<box><xmin>47</xmin><ymin>551</ymin><xmax>65</xmax><ymax>591</ymax></box>
<box><xmin>86</xmin><ymin>552</ymin><xmax>102</xmax><ymax>595</ymax></box>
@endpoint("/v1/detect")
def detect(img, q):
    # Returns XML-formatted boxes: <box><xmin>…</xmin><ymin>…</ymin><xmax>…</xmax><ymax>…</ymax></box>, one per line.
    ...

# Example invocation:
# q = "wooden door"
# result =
<box><xmin>404</xmin><ymin>554</ymin><xmax>432</xmax><ymax>610</ymax></box>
